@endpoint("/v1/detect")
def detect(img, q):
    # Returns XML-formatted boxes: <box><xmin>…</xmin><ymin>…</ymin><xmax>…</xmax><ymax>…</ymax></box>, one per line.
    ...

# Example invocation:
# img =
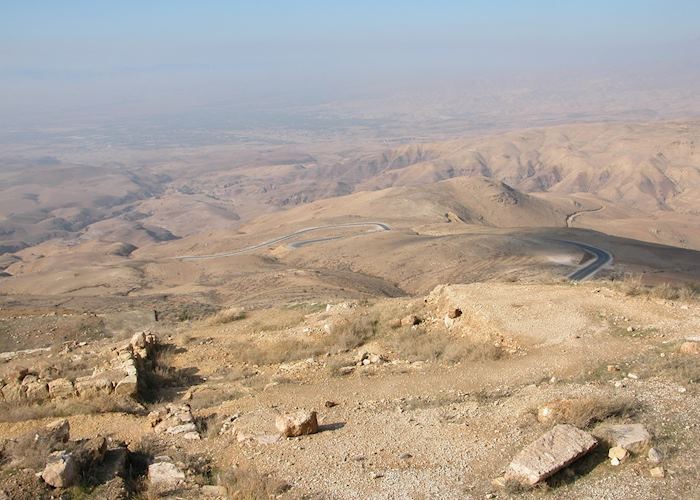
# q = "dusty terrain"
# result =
<box><xmin>1</xmin><ymin>119</ymin><xmax>699</xmax><ymax>499</ymax></box>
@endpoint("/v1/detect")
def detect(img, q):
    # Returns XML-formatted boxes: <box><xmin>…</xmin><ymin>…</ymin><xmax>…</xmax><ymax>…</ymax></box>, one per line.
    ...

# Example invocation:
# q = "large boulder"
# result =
<box><xmin>505</xmin><ymin>425</ymin><xmax>597</xmax><ymax>486</ymax></box>
<box><xmin>275</xmin><ymin>410</ymin><xmax>319</xmax><ymax>437</ymax></box>
<box><xmin>41</xmin><ymin>451</ymin><xmax>78</xmax><ymax>488</ymax></box>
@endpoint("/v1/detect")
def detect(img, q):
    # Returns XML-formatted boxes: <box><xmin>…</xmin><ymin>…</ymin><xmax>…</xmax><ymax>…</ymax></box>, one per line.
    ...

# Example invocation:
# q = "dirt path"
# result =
<box><xmin>566</xmin><ymin>206</ymin><xmax>605</xmax><ymax>228</ymax></box>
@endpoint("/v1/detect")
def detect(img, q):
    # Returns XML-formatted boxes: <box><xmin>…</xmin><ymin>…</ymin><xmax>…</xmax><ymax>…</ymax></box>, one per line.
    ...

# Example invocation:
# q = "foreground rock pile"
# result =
<box><xmin>0</xmin><ymin>331</ymin><xmax>156</xmax><ymax>403</ymax></box>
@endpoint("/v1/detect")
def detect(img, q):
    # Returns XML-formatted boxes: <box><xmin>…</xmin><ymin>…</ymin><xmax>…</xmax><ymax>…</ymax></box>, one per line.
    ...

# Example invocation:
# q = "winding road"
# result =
<box><xmin>177</xmin><ymin>220</ymin><xmax>612</xmax><ymax>281</ymax></box>
<box><xmin>178</xmin><ymin>222</ymin><xmax>391</xmax><ymax>261</ymax></box>
<box><xmin>559</xmin><ymin>240</ymin><xmax>614</xmax><ymax>282</ymax></box>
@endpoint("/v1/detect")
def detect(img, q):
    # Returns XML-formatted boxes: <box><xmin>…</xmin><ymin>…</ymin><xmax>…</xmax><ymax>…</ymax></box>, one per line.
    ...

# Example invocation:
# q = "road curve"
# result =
<box><xmin>558</xmin><ymin>240</ymin><xmax>614</xmax><ymax>282</ymax></box>
<box><xmin>178</xmin><ymin>222</ymin><xmax>391</xmax><ymax>261</ymax></box>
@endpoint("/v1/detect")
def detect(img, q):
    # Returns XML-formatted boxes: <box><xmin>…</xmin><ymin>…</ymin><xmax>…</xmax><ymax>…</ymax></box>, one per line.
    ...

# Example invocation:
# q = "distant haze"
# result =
<box><xmin>2</xmin><ymin>1</ymin><xmax>700</xmax><ymax>133</ymax></box>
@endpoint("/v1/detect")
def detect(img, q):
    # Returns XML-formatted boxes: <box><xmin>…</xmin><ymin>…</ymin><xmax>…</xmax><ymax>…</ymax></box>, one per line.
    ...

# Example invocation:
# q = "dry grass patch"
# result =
<box><xmin>390</xmin><ymin>327</ymin><xmax>502</xmax><ymax>364</ymax></box>
<box><xmin>205</xmin><ymin>306</ymin><xmax>246</xmax><ymax>326</ymax></box>
<box><xmin>536</xmin><ymin>396</ymin><xmax>638</xmax><ymax>429</ymax></box>
<box><xmin>0</xmin><ymin>397</ymin><xmax>136</xmax><ymax>423</ymax></box>
<box><xmin>617</xmin><ymin>274</ymin><xmax>698</xmax><ymax>301</ymax></box>
<box><xmin>217</xmin><ymin>466</ymin><xmax>290</xmax><ymax>499</ymax></box>
<box><xmin>227</xmin><ymin>314</ymin><xmax>380</xmax><ymax>366</ymax></box>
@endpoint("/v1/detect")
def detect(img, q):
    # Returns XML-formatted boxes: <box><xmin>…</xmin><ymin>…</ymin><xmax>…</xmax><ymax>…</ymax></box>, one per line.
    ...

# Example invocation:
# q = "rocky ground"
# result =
<box><xmin>0</xmin><ymin>280</ymin><xmax>698</xmax><ymax>499</ymax></box>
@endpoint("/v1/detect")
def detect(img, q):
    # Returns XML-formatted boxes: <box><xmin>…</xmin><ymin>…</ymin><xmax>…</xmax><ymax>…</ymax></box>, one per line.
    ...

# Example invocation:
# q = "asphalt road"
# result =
<box><xmin>561</xmin><ymin>240</ymin><xmax>614</xmax><ymax>281</ymax></box>
<box><xmin>178</xmin><ymin>222</ymin><xmax>391</xmax><ymax>261</ymax></box>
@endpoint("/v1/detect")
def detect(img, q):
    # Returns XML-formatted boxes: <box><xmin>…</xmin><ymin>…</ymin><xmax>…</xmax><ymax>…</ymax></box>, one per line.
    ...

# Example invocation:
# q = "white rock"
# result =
<box><xmin>41</xmin><ymin>451</ymin><xmax>78</xmax><ymax>488</ymax></box>
<box><xmin>148</xmin><ymin>461</ymin><xmax>185</xmax><ymax>489</ymax></box>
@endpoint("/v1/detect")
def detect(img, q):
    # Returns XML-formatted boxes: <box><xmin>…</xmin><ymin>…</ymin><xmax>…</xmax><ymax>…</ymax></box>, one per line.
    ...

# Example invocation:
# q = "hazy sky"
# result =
<box><xmin>2</xmin><ymin>1</ymin><xmax>699</xmax><ymax>128</ymax></box>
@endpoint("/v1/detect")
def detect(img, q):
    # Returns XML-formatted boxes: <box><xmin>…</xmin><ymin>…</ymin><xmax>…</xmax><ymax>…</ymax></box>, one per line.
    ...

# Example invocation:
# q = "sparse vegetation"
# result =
<box><xmin>205</xmin><ymin>306</ymin><xmax>246</xmax><ymax>325</ymax></box>
<box><xmin>389</xmin><ymin>327</ymin><xmax>502</xmax><ymax>363</ymax></box>
<box><xmin>617</xmin><ymin>274</ymin><xmax>699</xmax><ymax>301</ymax></box>
<box><xmin>534</xmin><ymin>396</ymin><xmax>638</xmax><ymax>429</ymax></box>
<box><xmin>138</xmin><ymin>341</ymin><xmax>201</xmax><ymax>402</ymax></box>
<box><xmin>216</xmin><ymin>466</ymin><xmax>290</xmax><ymax>500</ymax></box>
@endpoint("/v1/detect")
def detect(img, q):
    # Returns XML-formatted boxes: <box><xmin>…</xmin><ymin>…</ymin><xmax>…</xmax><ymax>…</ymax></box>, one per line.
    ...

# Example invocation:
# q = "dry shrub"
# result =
<box><xmin>390</xmin><ymin>328</ymin><xmax>502</xmax><ymax>364</ymax></box>
<box><xmin>2</xmin><ymin>424</ymin><xmax>69</xmax><ymax>471</ymax></box>
<box><xmin>138</xmin><ymin>342</ymin><xmax>201</xmax><ymax>402</ymax></box>
<box><xmin>217</xmin><ymin>466</ymin><xmax>290</xmax><ymax>500</ymax></box>
<box><xmin>542</xmin><ymin>396</ymin><xmax>638</xmax><ymax>429</ymax></box>
<box><xmin>645</xmin><ymin>353</ymin><xmax>700</xmax><ymax>384</ymax></box>
<box><xmin>329</xmin><ymin>314</ymin><xmax>379</xmax><ymax>351</ymax></box>
<box><xmin>619</xmin><ymin>274</ymin><xmax>645</xmax><ymax>296</ymax></box>
<box><xmin>206</xmin><ymin>307</ymin><xmax>246</xmax><ymax>326</ymax></box>
<box><xmin>618</xmin><ymin>274</ymin><xmax>698</xmax><ymax>301</ymax></box>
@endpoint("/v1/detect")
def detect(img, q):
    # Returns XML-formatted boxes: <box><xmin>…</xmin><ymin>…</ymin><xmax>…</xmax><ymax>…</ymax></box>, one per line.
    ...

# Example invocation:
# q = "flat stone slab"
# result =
<box><xmin>597</xmin><ymin>424</ymin><xmax>651</xmax><ymax>454</ymax></box>
<box><xmin>505</xmin><ymin>424</ymin><xmax>598</xmax><ymax>485</ymax></box>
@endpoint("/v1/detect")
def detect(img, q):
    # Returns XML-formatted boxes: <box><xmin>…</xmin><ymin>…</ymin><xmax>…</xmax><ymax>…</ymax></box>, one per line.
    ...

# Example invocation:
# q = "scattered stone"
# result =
<box><xmin>399</xmin><ymin>453</ymin><xmax>413</xmax><ymax>460</ymax></box>
<box><xmin>153</xmin><ymin>404</ymin><xmax>201</xmax><ymax>440</ymax></box>
<box><xmin>610</xmin><ymin>457</ymin><xmax>620</xmax><ymax>466</ymax></box>
<box><xmin>505</xmin><ymin>424</ymin><xmax>597</xmax><ymax>486</ymax></box>
<box><xmin>201</xmin><ymin>485</ymin><xmax>228</xmax><ymax>497</ymax></box>
<box><xmin>679</xmin><ymin>341</ymin><xmax>700</xmax><ymax>355</ymax></box>
<box><xmin>647</xmin><ymin>447</ymin><xmax>663</xmax><ymax>463</ymax></box>
<box><xmin>597</xmin><ymin>424</ymin><xmax>652</xmax><ymax>454</ymax></box>
<box><xmin>626</xmin><ymin>373</ymin><xmax>639</xmax><ymax>380</ymax></box>
<box><xmin>325</xmin><ymin>400</ymin><xmax>338</xmax><ymax>408</ymax></box>
<box><xmin>608</xmin><ymin>446</ymin><xmax>628</xmax><ymax>461</ymax></box>
<box><xmin>41</xmin><ymin>451</ymin><xmax>78</xmax><ymax>488</ymax></box>
<box><xmin>650</xmin><ymin>467</ymin><xmax>665</xmax><ymax>478</ymax></box>
<box><xmin>337</xmin><ymin>366</ymin><xmax>355</xmax><ymax>376</ymax></box>
<box><xmin>275</xmin><ymin>410</ymin><xmax>319</xmax><ymax>437</ymax></box>
<box><xmin>607</xmin><ymin>365</ymin><xmax>620</xmax><ymax>372</ymax></box>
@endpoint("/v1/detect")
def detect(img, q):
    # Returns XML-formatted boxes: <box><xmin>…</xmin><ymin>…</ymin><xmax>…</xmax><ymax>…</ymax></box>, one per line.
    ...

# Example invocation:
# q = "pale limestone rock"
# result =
<box><xmin>650</xmin><ymin>467</ymin><xmax>665</xmax><ymax>478</ymax></box>
<box><xmin>42</xmin><ymin>451</ymin><xmax>78</xmax><ymax>488</ymax></box>
<box><xmin>275</xmin><ymin>410</ymin><xmax>319</xmax><ymax>437</ymax></box>
<box><xmin>598</xmin><ymin>424</ymin><xmax>652</xmax><ymax>454</ymax></box>
<box><xmin>148</xmin><ymin>460</ymin><xmax>185</xmax><ymax>490</ymax></box>
<box><xmin>505</xmin><ymin>424</ymin><xmax>597</xmax><ymax>485</ymax></box>
<box><xmin>48</xmin><ymin>378</ymin><xmax>75</xmax><ymax>399</ymax></box>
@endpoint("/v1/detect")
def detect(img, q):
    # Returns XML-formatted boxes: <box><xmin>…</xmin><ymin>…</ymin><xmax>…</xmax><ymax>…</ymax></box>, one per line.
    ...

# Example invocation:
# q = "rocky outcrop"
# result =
<box><xmin>2</xmin><ymin>331</ymin><xmax>158</xmax><ymax>405</ymax></box>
